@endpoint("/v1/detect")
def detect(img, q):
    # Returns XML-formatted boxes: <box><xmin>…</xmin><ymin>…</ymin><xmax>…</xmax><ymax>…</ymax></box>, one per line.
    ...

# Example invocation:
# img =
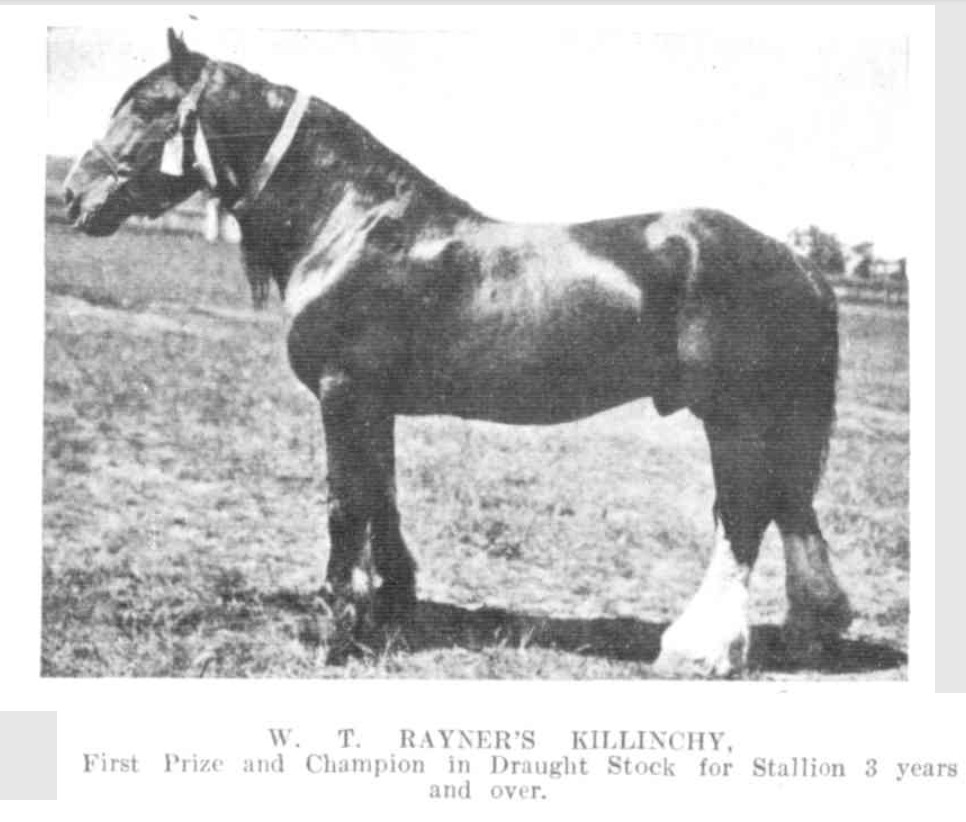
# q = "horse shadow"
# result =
<box><xmin>265</xmin><ymin>592</ymin><xmax>907</xmax><ymax>677</ymax></box>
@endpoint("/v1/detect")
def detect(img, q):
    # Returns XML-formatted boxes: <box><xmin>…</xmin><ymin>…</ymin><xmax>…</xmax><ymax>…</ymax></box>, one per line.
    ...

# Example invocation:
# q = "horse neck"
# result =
<box><xmin>204</xmin><ymin>63</ymin><xmax>486</xmax><ymax>287</ymax></box>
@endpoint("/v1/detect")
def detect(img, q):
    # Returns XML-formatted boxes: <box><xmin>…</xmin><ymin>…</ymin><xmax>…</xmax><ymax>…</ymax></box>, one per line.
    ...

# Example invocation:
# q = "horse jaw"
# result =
<box><xmin>71</xmin><ymin>198</ymin><xmax>130</xmax><ymax>237</ymax></box>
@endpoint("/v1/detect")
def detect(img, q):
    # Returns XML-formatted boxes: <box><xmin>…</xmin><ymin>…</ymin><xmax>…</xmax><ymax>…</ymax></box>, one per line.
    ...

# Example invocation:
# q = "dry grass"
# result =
<box><xmin>42</xmin><ymin>223</ymin><xmax>909</xmax><ymax>679</ymax></box>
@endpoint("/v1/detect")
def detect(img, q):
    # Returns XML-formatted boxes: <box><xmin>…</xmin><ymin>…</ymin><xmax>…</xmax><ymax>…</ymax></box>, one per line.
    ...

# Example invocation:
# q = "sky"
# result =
<box><xmin>46</xmin><ymin>10</ymin><xmax>921</xmax><ymax>258</ymax></box>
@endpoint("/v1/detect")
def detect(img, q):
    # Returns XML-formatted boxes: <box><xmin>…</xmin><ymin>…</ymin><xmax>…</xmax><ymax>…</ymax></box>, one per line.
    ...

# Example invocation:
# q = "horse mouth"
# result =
<box><xmin>69</xmin><ymin>201</ymin><xmax>127</xmax><ymax>237</ymax></box>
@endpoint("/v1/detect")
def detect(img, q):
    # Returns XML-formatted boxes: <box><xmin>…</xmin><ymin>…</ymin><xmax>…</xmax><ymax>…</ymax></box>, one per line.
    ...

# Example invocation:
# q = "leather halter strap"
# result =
<box><xmin>164</xmin><ymin>64</ymin><xmax>218</xmax><ymax>187</ymax></box>
<box><xmin>170</xmin><ymin>62</ymin><xmax>311</xmax><ymax>211</ymax></box>
<box><xmin>91</xmin><ymin>140</ymin><xmax>128</xmax><ymax>180</ymax></box>
<box><xmin>160</xmin><ymin>64</ymin><xmax>216</xmax><ymax>184</ymax></box>
<box><xmin>177</xmin><ymin>63</ymin><xmax>215</xmax><ymax>124</ymax></box>
<box><xmin>233</xmin><ymin>90</ymin><xmax>311</xmax><ymax>212</ymax></box>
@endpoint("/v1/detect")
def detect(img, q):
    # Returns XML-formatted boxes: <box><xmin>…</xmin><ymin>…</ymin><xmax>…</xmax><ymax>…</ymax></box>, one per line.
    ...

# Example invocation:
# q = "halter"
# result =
<box><xmin>159</xmin><ymin>63</ymin><xmax>218</xmax><ymax>186</ymax></box>
<box><xmin>233</xmin><ymin>89</ymin><xmax>311</xmax><ymax>211</ymax></box>
<box><xmin>91</xmin><ymin>140</ymin><xmax>129</xmax><ymax>181</ymax></box>
<box><xmin>161</xmin><ymin>62</ymin><xmax>311</xmax><ymax>212</ymax></box>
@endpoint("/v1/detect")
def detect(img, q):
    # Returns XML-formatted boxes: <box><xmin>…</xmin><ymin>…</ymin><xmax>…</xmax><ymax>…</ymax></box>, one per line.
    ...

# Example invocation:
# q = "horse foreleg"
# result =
<box><xmin>318</xmin><ymin>375</ymin><xmax>383</xmax><ymax>658</ymax></box>
<box><xmin>655</xmin><ymin>415</ymin><xmax>772</xmax><ymax>677</ymax></box>
<box><xmin>366</xmin><ymin>414</ymin><xmax>417</xmax><ymax>626</ymax></box>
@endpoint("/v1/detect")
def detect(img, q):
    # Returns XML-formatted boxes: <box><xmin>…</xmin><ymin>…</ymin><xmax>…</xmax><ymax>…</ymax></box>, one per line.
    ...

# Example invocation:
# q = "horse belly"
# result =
<box><xmin>397</xmin><ymin>280</ymin><xmax>666</xmax><ymax>424</ymax></box>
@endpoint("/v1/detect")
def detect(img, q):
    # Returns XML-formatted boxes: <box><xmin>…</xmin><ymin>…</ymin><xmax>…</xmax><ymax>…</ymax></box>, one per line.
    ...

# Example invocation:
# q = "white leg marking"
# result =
<box><xmin>654</xmin><ymin>523</ymin><xmax>751</xmax><ymax>678</ymax></box>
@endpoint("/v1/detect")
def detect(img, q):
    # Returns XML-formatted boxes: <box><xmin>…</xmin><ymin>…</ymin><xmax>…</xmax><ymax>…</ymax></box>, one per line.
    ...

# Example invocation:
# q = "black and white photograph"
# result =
<box><xmin>0</xmin><ymin>2</ymin><xmax>954</xmax><ymax>813</ymax></box>
<box><xmin>41</xmin><ymin>13</ymin><xmax>913</xmax><ymax>683</ymax></box>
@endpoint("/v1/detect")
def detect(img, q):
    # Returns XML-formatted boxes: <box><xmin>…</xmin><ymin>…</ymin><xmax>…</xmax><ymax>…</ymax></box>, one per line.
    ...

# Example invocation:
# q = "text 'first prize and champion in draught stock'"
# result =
<box><xmin>72</xmin><ymin>723</ymin><xmax>963</xmax><ymax>802</ymax></box>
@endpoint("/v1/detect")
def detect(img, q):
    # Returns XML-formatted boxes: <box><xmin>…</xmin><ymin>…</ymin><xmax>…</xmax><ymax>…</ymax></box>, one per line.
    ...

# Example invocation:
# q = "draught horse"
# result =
<box><xmin>63</xmin><ymin>31</ymin><xmax>852</xmax><ymax>676</ymax></box>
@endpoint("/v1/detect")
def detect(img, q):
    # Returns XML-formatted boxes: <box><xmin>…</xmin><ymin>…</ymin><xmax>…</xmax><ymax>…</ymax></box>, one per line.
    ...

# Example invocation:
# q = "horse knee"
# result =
<box><xmin>327</xmin><ymin>498</ymin><xmax>367</xmax><ymax>535</ymax></box>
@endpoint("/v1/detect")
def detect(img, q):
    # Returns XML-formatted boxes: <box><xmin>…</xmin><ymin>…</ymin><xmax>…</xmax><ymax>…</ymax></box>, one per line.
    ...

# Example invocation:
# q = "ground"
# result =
<box><xmin>42</xmin><ymin>223</ymin><xmax>909</xmax><ymax>679</ymax></box>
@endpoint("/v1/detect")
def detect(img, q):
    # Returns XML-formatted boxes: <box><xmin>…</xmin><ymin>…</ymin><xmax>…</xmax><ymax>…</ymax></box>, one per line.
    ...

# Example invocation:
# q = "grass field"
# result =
<box><xmin>42</xmin><ymin>222</ymin><xmax>909</xmax><ymax>679</ymax></box>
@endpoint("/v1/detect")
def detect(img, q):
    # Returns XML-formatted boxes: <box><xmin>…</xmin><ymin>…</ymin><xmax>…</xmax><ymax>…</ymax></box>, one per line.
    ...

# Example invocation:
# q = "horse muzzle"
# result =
<box><xmin>63</xmin><ymin>181</ymin><xmax>128</xmax><ymax>236</ymax></box>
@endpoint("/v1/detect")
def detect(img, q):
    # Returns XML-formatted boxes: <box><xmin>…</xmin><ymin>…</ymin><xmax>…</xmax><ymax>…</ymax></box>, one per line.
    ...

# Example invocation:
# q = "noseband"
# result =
<box><xmin>90</xmin><ymin>140</ymin><xmax>130</xmax><ymax>182</ymax></box>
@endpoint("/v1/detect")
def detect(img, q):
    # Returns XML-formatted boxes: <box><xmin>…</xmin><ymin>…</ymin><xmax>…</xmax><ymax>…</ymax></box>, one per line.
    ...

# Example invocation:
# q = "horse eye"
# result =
<box><xmin>131</xmin><ymin>98</ymin><xmax>166</xmax><ymax>121</ymax></box>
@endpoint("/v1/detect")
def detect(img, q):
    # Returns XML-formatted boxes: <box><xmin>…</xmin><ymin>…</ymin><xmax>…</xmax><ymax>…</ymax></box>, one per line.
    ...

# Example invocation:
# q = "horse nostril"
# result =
<box><xmin>63</xmin><ymin>187</ymin><xmax>81</xmax><ymax>222</ymax></box>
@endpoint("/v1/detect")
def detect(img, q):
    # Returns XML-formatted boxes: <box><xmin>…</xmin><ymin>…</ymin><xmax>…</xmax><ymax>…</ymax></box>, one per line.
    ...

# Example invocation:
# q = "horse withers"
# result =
<box><xmin>62</xmin><ymin>29</ymin><xmax>852</xmax><ymax>677</ymax></box>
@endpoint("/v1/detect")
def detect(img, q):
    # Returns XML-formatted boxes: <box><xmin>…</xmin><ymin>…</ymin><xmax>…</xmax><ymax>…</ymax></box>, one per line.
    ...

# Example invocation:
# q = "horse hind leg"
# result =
<box><xmin>655</xmin><ymin>411</ymin><xmax>773</xmax><ymax>677</ymax></box>
<box><xmin>770</xmin><ymin>417</ymin><xmax>852</xmax><ymax>666</ymax></box>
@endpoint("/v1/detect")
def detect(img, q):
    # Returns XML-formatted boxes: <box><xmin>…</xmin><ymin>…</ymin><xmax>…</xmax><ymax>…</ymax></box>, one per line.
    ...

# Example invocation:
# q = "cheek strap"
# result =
<box><xmin>160</xmin><ymin>129</ymin><xmax>184</xmax><ymax>176</ymax></box>
<box><xmin>158</xmin><ymin>64</ymin><xmax>218</xmax><ymax>189</ymax></box>
<box><xmin>190</xmin><ymin>123</ymin><xmax>218</xmax><ymax>188</ymax></box>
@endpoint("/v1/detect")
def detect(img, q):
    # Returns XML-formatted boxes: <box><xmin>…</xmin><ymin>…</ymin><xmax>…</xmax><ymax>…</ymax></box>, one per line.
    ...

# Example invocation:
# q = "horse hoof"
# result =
<box><xmin>313</xmin><ymin>583</ymin><xmax>371</xmax><ymax>665</ymax></box>
<box><xmin>653</xmin><ymin>641</ymin><xmax>746</xmax><ymax>679</ymax></box>
<box><xmin>296</xmin><ymin>611</ymin><xmax>362</xmax><ymax>665</ymax></box>
<box><xmin>324</xmin><ymin>636</ymin><xmax>365</xmax><ymax>666</ymax></box>
<box><xmin>316</xmin><ymin>584</ymin><xmax>362</xmax><ymax>626</ymax></box>
<box><xmin>653</xmin><ymin>615</ymin><xmax>749</xmax><ymax>679</ymax></box>
<box><xmin>783</xmin><ymin>594</ymin><xmax>853</xmax><ymax>668</ymax></box>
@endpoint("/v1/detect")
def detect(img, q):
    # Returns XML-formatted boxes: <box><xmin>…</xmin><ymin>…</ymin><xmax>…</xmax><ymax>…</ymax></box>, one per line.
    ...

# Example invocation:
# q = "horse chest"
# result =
<box><xmin>283</xmin><ymin>202</ymin><xmax>415</xmax><ymax>390</ymax></box>
<box><xmin>286</xmin><ymin>284</ymin><xmax>408</xmax><ymax>395</ymax></box>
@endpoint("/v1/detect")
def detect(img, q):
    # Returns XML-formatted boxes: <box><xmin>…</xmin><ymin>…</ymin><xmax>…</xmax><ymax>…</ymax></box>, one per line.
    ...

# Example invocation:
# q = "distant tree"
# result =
<box><xmin>789</xmin><ymin>225</ymin><xmax>845</xmax><ymax>275</ymax></box>
<box><xmin>851</xmin><ymin>242</ymin><xmax>875</xmax><ymax>279</ymax></box>
<box><xmin>806</xmin><ymin>225</ymin><xmax>845</xmax><ymax>275</ymax></box>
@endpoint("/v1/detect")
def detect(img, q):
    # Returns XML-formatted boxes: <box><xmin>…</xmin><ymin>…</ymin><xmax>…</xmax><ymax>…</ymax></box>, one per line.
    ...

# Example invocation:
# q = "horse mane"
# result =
<box><xmin>214</xmin><ymin>60</ymin><xmax>483</xmax><ymax>224</ymax></box>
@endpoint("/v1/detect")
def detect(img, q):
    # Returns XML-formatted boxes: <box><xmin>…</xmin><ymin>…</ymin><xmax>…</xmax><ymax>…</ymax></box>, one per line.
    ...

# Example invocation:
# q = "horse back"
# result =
<box><xmin>286</xmin><ymin>205</ymin><xmax>834</xmax><ymax>425</ymax></box>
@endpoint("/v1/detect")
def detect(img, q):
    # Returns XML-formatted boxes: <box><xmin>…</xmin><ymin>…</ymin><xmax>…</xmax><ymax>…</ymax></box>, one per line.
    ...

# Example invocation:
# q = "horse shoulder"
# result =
<box><xmin>285</xmin><ymin>214</ymin><xmax>412</xmax><ymax>394</ymax></box>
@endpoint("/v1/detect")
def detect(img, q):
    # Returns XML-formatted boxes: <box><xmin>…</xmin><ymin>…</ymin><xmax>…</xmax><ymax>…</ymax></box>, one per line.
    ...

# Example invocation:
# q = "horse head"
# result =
<box><xmin>64</xmin><ymin>29</ymin><xmax>215</xmax><ymax>236</ymax></box>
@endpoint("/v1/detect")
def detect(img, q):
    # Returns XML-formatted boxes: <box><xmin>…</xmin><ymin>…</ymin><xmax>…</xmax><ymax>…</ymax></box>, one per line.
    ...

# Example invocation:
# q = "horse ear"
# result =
<box><xmin>167</xmin><ymin>28</ymin><xmax>198</xmax><ymax>88</ymax></box>
<box><xmin>167</xmin><ymin>28</ymin><xmax>189</xmax><ymax>62</ymax></box>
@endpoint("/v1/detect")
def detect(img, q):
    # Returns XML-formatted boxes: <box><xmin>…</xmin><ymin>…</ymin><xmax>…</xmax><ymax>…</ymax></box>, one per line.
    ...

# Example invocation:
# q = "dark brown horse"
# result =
<box><xmin>63</xmin><ymin>30</ymin><xmax>852</xmax><ymax>676</ymax></box>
